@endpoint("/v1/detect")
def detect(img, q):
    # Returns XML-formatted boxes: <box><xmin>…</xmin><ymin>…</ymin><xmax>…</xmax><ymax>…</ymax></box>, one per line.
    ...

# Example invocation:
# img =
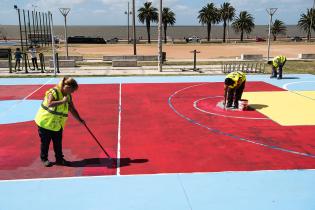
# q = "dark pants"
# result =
<box><xmin>32</xmin><ymin>57</ymin><xmax>38</xmax><ymax>69</ymax></box>
<box><xmin>38</xmin><ymin>126</ymin><xmax>63</xmax><ymax>161</ymax></box>
<box><xmin>227</xmin><ymin>81</ymin><xmax>246</xmax><ymax>108</ymax></box>
<box><xmin>271</xmin><ymin>60</ymin><xmax>286</xmax><ymax>79</ymax></box>
<box><xmin>15</xmin><ymin>59</ymin><xmax>21</xmax><ymax>70</ymax></box>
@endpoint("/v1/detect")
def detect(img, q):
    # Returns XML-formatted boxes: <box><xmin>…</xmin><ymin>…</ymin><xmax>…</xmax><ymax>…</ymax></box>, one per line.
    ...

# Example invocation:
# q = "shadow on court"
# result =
<box><xmin>66</xmin><ymin>158</ymin><xmax>149</xmax><ymax>168</ymax></box>
<box><xmin>248</xmin><ymin>104</ymin><xmax>269</xmax><ymax>110</ymax></box>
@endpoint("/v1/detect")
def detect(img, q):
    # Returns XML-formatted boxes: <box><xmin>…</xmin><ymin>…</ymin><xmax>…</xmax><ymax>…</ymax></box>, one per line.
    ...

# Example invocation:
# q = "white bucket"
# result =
<box><xmin>238</xmin><ymin>99</ymin><xmax>248</xmax><ymax>111</ymax></box>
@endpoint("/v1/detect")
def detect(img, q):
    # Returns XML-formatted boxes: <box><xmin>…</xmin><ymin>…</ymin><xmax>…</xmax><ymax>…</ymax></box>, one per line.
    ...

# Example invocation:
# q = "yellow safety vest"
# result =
<box><xmin>272</xmin><ymin>55</ymin><xmax>286</xmax><ymax>68</ymax></box>
<box><xmin>35</xmin><ymin>87</ymin><xmax>71</xmax><ymax>131</ymax></box>
<box><xmin>226</xmin><ymin>71</ymin><xmax>246</xmax><ymax>88</ymax></box>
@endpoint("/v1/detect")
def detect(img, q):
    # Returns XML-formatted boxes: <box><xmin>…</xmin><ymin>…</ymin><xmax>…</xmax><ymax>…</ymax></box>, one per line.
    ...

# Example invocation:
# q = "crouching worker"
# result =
<box><xmin>224</xmin><ymin>71</ymin><xmax>246</xmax><ymax>109</ymax></box>
<box><xmin>35</xmin><ymin>77</ymin><xmax>84</xmax><ymax>167</ymax></box>
<box><xmin>268</xmin><ymin>55</ymin><xmax>287</xmax><ymax>79</ymax></box>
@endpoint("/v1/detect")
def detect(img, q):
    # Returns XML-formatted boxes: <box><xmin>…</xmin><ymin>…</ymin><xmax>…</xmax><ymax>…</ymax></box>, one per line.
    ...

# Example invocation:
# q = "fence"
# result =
<box><xmin>222</xmin><ymin>62</ymin><xmax>266</xmax><ymax>74</ymax></box>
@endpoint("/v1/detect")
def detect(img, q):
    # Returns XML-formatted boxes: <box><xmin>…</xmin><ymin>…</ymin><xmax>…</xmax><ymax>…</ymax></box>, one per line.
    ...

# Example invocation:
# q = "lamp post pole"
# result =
<box><xmin>125</xmin><ymin>2</ymin><xmax>132</xmax><ymax>43</ymax></box>
<box><xmin>14</xmin><ymin>5</ymin><xmax>24</xmax><ymax>51</ymax></box>
<box><xmin>132</xmin><ymin>0</ymin><xmax>137</xmax><ymax>55</ymax></box>
<box><xmin>158</xmin><ymin>0</ymin><xmax>163</xmax><ymax>72</ymax></box>
<box><xmin>266</xmin><ymin>8</ymin><xmax>277</xmax><ymax>61</ymax></box>
<box><xmin>59</xmin><ymin>8</ymin><xmax>70</xmax><ymax>58</ymax></box>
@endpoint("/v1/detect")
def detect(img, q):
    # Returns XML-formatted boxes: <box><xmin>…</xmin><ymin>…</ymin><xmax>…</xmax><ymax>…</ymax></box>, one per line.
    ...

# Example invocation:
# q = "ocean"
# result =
<box><xmin>0</xmin><ymin>25</ymin><xmax>307</xmax><ymax>41</ymax></box>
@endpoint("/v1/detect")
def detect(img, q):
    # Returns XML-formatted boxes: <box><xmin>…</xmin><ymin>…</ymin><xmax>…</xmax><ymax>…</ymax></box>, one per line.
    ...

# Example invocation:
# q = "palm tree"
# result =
<box><xmin>138</xmin><ymin>2</ymin><xmax>158</xmax><ymax>43</ymax></box>
<box><xmin>231</xmin><ymin>11</ymin><xmax>255</xmax><ymax>41</ymax></box>
<box><xmin>271</xmin><ymin>19</ymin><xmax>286</xmax><ymax>41</ymax></box>
<box><xmin>219</xmin><ymin>2</ymin><xmax>235</xmax><ymax>43</ymax></box>
<box><xmin>162</xmin><ymin>7</ymin><xmax>176</xmax><ymax>44</ymax></box>
<box><xmin>298</xmin><ymin>8</ymin><xmax>315</xmax><ymax>41</ymax></box>
<box><xmin>198</xmin><ymin>3</ymin><xmax>220</xmax><ymax>41</ymax></box>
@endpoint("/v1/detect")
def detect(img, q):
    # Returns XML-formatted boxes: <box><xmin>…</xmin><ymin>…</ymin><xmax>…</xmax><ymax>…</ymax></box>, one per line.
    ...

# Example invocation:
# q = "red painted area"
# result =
<box><xmin>1</xmin><ymin>82</ymin><xmax>315</xmax><ymax>180</ymax></box>
<box><xmin>0</xmin><ymin>84</ymin><xmax>119</xmax><ymax>180</ymax></box>
<box><xmin>120</xmin><ymin>82</ymin><xmax>315</xmax><ymax>175</ymax></box>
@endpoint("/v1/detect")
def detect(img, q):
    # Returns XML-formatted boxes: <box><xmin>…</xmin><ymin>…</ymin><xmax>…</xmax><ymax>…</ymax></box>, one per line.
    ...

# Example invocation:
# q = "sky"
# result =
<box><xmin>0</xmin><ymin>0</ymin><xmax>313</xmax><ymax>26</ymax></box>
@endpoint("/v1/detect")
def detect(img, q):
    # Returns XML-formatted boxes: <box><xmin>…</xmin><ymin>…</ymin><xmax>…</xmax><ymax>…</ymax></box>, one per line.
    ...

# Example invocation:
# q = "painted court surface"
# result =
<box><xmin>0</xmin><ymin>75</ymin><xmax>315</xmax><ymax>210</ymax></box>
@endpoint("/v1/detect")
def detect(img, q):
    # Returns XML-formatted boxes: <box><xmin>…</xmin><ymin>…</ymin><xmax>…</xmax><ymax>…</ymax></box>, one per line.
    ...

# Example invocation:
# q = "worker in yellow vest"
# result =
<box><xmin>224</xmin><ymin>71</ymin><xmax>246</xmax><ymax>109</ymax></box>
<box><xmin>267</xmin><ymin>55</ymin><xmax>287</xmax><ymax>79</ymax></box>
<box><xmin>35</xmin><ymin>77</ymin><xmax>84</xmax><ymax>167</ymax></box>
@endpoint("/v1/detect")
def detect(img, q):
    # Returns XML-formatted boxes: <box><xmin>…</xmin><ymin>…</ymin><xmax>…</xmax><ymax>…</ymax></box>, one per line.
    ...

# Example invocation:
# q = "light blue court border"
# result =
<box><xmin>0</xmin><ymin>170</ymin><xmax>314</xmax><ymax>210</ymax></box>
<box><xmin>1</xmin><ymin>74</ymin><xmax>315</xmax><ymax>90</ymax></box>
<box><xmin>1</xmin><ymin>74</ymin><xmax>315</xmax><ymax>210</ymax></box>
<box><xmin>0</xmin><ymin>100</ymin><xmax>41</xmax><ymax>124</ymax></box>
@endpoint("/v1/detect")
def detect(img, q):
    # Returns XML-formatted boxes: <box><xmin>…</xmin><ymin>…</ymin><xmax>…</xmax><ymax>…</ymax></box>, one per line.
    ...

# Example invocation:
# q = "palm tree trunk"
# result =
<box><xmin>164</xmin><ymin>25</ymin><xmax>167</xmax><ymax>44</ymax></box>
<box><xmin>223</xmin><ymin>20</ymin><xmax>226</xmax><ymax>43</ymax></box>
<box><xmin>207</xmin><ymin>23</ymin><xmax>212</xmax><ymax>41</ymax></box>
<box><xmin>146</xmin><ymin>20</ymin><xmax>151</xmax><ymax>43</ymax></box>
<box><xmin>273</xmin><ymin>35</ymin><xmax>277</xmax><ymax>41</ymax></box>
<box><xmin>240</xmin><ymin>30</ymin><xmax>244</xmax><ymax>42</ymax></box>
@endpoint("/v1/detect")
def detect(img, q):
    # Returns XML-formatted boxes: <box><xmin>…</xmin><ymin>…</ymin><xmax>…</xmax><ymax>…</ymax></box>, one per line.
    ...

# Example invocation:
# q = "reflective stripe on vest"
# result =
<box><xmin>34</xmin><ymin>87</ymin><xmax>70</xmax><ymax>131</ymax></box>
<box><xmin>40</xmin><ymin>103</ymin><xmax>68</xmax><ymax>117</ymax></box>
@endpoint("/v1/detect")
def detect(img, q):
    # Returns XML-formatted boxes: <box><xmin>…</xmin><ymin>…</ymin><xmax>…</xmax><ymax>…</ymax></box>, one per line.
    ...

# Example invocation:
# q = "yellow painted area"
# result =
<box><xmin>243</xmin><ymin>91</ymin><xmax>315</xmax><ymax>126</ymax></box>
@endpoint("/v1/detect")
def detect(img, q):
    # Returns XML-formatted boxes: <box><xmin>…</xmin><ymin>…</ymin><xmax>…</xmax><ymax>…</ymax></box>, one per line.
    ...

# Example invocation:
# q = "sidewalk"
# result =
<box><xmin>0</xmin><ymin>64</ymin><xmax>224</xmax><ymax>77</ymax></box>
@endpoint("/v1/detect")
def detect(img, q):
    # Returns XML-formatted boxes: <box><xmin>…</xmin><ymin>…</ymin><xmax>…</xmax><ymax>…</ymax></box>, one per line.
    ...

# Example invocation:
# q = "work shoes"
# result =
<box><xmin>41</xmin><ymin>159</ymin><xmax>52</xmax><ymax>167</ymax></box>
<box><xmin>55</xmin><ymin>158</ymin><xmax>71</xmax><ymax>166</ymax></box>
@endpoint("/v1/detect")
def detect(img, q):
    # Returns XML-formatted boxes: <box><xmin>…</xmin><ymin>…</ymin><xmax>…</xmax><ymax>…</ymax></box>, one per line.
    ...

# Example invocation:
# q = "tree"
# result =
<box><xmin>271</xmin><ymin>19</ymin><xmax>286</xmax><ymax>41</ymax></box>
<box><xmin>162</xmin><ymin>7</ymin><xmax>176</xmax><ymax>44</ymax></box>
<box><xmin>298</xmin><ymin>8</ymin><xmax>315</xmax><ymax>41</ymax></box>
<box><xmin>231</xmin><ymin>11</ymin><xmax>255</xmax><ymax>41</ymax></box>
<box><xmin>138</xmin><ymin>2</ymin><xmax>158</xmax><ymax>43</ymax></box>
<box><xmin>219</xmin><ymin>2</ymin><xmax>235</xmax><ymax>43</ymax></box>
<box><xmin>198</xmin><ymin>3</ymin><xmax>220</xmax><ymax>41</ymax></box>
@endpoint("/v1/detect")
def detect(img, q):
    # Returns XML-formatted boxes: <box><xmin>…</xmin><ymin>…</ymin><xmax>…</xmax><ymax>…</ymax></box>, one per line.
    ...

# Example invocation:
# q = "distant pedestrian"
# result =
<box><xmin>29</xmin><ymin>46</ymin><xmax>39</xmax><ymax>70</ymax></box>
<box><xmin>14</xmin><ymin>48</ymin><xmax>22</xmax><ymax>71</ymax></box>
<box><xmin>268</xmin><ymin>55</ymin><xmax>287</xmax><ymax>79</ymax></box>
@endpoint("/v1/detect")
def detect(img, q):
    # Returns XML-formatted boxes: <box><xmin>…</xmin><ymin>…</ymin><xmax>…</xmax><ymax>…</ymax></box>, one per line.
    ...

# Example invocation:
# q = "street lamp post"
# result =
<box><xmin>125</xmin><ymin>2</ymin><xmax>132</xmax><ymax>43</ymax></box>
<box><xmin>48</xmin><ymin>11</ymin><xmax>57</xmax><ymax>76</ymax></box>
<box><xmin>132</xmin><ymin>0</ymin><xmax>137</xmax><ymax>55</ymax></box>
<box><xmin>59</xmin><ymin>8</ymin><xmax>70</xmax><ymax>58</ymax></box>
<box><xmin>266</xmin><ymin>8</ymin><xmax>277</xmax><ymax>61</ymax></box>
<box><xmin>14</xmin><ymin>5</ymin><xmax>24</xmax><ymax>51</ymax></box>
<box><xmin>158</xmin><ymin>0</ymin><xmax>163</xmax><ymax>72</ymax></box>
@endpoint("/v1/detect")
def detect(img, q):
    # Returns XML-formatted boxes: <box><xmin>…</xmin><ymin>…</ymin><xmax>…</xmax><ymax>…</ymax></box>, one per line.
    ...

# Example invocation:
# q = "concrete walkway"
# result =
<box><xmin>0</xmin><ymin>64</ymin><xmax>224</xmax><ymax>77</ymax></box>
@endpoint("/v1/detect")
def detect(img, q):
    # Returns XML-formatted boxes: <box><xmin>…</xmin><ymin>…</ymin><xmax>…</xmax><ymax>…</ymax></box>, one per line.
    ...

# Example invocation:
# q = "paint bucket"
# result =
<box><xmin>238</xmin><ymin>99</ymin><xmax>248</xmax><ymax>111</ymax></box>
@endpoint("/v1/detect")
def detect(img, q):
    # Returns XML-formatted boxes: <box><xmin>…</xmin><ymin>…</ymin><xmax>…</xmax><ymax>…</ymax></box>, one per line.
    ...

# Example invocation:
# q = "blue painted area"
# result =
<box><xmin>180</xmin><ymin>170</ymin><xmax>315</xmax><ymax>210</ymax></box>
<box><xmin>1</xmin><ymin>74</ymin><xmax>315</xmax><ymax>88</ymax></box>
<box><xmin>0</xmin><ymin>100</ymin><xmax>41</xmax><ymax>124</ymax></box>
<box><xmin>0</xmin><ymin>174</ymin><xmax>191</xmax><ymax>210</ymax></box>
<box><xmin>0</xmin><ymin>170</ymin><xmax>314</xmax><ymax>210</ymax></box>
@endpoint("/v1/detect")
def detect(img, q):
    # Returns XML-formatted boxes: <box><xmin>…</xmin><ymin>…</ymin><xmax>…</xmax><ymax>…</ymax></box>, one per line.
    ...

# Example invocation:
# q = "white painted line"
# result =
<box><xmin>0</xmin><ymin>78</ymin><xmax>54</xmax><ymax>118</ymax></box>
<box><xmin>116</xmin><ymin>83</ymin><xmax>122</xmax><ymax>176</ymax></box>
<box><xmin>193</xmin><ymin>96</ymin><xmax>269</xmax><ymax>120</ymax></box>
<box><xmin>282</xmin><ymin>81</ymin><xmax>315</xmax><ymax>90</ymax></box>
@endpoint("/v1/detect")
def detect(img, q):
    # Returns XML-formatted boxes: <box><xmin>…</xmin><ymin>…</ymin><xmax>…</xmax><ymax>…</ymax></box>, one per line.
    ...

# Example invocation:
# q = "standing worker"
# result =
<box><xmin>224</xmin><ymin>71</ymin><xmax>247</xmax><ymax>109</ymax></box>
<box><xmin>35</xmin><ymin>77</ymin><xmax>84</xmax><ymax>167</ymax></box>
<box><xmin>268</xmin><ymin>55</ymin><xmax>287</xmax><ymax>79</ymax></box>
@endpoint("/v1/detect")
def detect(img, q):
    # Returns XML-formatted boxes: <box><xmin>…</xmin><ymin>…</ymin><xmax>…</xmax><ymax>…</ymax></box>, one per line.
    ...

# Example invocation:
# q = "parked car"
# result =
<box><xmin>186</xmin><ymin>36</ymin><xmax>200</xmax><ymax>43</ymax></box>
<box><xmin>291</xmin><ymin>36</ymin><xmax>302</xmax><ymax>42</ymax></box>
<box><xmin>107</xmin><ymin>37</ymin><xmax>119</xmax><ymax>43</ymax></box>
<box><xmin>255</xmin><ymin>36</ymin><xmax>266</xmax><ymax>42</ymax></box>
